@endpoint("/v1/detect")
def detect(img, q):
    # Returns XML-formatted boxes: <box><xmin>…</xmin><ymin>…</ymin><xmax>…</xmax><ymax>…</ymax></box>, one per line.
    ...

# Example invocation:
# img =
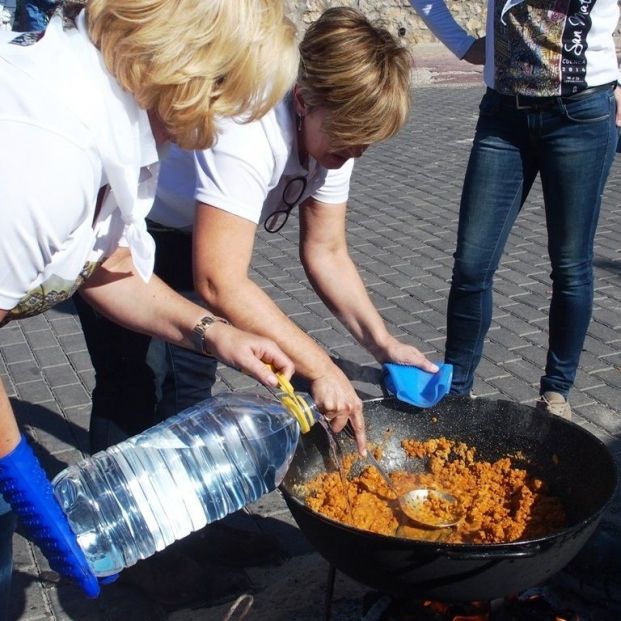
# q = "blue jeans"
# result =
<box><xmin>446</xmin><ymin>86</ymin><xmax>617</xmax><ymax>397</ymax></box>
<box><xmin>0</xmin><ymin>494</ymin><xmax>16</xmax><ymax>621</ymax></box>
<box><xmin>13</xmin><ymin>0</ymin><xmax>57</xmax><ymax>31</ymax></box>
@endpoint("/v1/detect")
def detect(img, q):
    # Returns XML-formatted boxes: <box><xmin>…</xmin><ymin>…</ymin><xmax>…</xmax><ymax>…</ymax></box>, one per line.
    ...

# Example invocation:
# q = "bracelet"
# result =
<box><xmin>191</xmin><ymin>314</ymin><xmax>230</xmax><ymax>357</ymax></box>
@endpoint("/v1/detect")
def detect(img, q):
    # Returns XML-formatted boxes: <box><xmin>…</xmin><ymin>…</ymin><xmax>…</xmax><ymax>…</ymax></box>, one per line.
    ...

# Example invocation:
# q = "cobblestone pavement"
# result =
<box><xmin>2</xmin><ymin>47</ymin><xmax>621</xmax><ymax>621</ymax></box>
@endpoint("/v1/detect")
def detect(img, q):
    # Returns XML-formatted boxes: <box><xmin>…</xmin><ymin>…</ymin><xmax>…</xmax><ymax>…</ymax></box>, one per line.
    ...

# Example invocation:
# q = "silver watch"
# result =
<box><xmin>191</xmin><ymin>314</ymin><xmax>230</xmax><ymax>356</ymax></box>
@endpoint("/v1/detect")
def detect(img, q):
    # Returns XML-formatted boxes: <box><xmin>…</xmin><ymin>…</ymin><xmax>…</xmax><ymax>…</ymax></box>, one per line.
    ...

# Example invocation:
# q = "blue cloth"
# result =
<box><xmin>0</xmin><ymin>494</ymin><xmax>16</xmax><ymax>621</ymax></box>
<box><xmin>446</xmin><ymin>87</ymin><xmax>618</xmax><ymax>397</ymax></box>
<box><xmin>13</xmin><ymin>0</ymin><xmax>57</xmax><ymax>32</ymax></box>
<box><xmin>383</xmin><ymin>363</ymin><xmax>452</xmax><ymax>408</ymax></box>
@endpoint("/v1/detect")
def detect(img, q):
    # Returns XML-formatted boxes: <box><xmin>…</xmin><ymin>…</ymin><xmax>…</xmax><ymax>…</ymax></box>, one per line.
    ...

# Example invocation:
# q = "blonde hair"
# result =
<box><xmin>298</xmin><ymin>7</ymin><xmax>412</xmax><ymax>149</ymax></box>
<box><xmin>86</xmin><ymin>0</ymin><xmax>298</xmax><ymax>150</ymax></box>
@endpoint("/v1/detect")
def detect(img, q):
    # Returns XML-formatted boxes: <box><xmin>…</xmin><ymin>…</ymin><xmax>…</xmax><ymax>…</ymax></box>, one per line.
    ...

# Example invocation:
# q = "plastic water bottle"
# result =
<box><xmin>51</xmin><ymin>392</ymin><xmax>317</xmax><ymax>577</ymax></box>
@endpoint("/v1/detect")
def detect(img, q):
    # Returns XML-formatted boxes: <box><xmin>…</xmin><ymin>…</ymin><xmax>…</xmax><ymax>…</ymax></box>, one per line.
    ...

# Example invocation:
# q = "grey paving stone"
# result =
<box><xmin>0</xmin><ymin>325</ymin><xmax>25</xmax><ymax>347</ymax></box>
<box><xmin>291</xmin><ymin>313</ymin><xmax>330</xmax><ymax>333</ymax></box>
<box><xmin>14</xmin><ymin>381</ymin><xmax>54</xmax><ymax>405</ymax></box>
<box><xmin>33</xmin><ymin>346</ymin><xmax>70</xmax><ymax>369</ymax></box>
<box><xmin>489</xmin><ymin>374</ymin><xmax>540</xmax><ymax>402</ymax></box>
<box><xmin>24</xmin><ymin>330</ymin><xmax>59</xmax><ymax>351</ymax></box>
<box><xmin>41</xmin><ymin>364</ymin><xmax>80</xmax><ymax>388</ymax></box>
<box><xmin>2</xmin><ymin>343</ymin><xmax>35</xmax><ymax>364</ymax></box>
<box><xmin>51</xmin><ymin>384</ymin><xmax>91</xmax><ymax>409</ymax></box>
<box><xmin>576</xmin><ymin>403</ymin><xmax>621</xmax><ymax>436</ymax></box>
<box><xmin>8</xmin><ymin>361</ymin><xmax>44</xmax><ymax>385</ymax></box>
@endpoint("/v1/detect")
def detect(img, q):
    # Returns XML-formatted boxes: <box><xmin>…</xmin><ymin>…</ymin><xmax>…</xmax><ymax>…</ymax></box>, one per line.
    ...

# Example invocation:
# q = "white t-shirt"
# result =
<box><xmin>150</xmin><ymin>96</ymin><xmax>354</xmax><ymax>231</ymax></box>
<box><xmin>0</xmin><ymin>15</ymin><xmax>159</xmax><ymax>321</ymax></box>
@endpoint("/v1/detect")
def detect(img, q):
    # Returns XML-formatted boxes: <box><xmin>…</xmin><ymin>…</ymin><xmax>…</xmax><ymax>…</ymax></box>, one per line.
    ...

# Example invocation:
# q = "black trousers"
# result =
<box><xmin>74</xmin><ymin>225</ymin><xmax>195</xmax><ymax>451</ymax></box>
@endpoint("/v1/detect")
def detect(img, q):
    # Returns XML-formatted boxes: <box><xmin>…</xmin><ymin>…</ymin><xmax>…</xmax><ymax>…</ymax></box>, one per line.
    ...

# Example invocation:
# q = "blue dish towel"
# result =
<box><xmin>383</xmin><ymin>363</ymin><xmax>453</xmax><ymax>408</ymax></box>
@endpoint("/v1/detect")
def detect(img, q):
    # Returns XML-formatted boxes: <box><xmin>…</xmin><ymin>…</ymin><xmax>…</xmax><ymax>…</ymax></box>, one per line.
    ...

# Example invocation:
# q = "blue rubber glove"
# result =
<box><xmin>0</xmin><ymin>435</ymin><xmax>101</xmax><ymax>597</ymax></box>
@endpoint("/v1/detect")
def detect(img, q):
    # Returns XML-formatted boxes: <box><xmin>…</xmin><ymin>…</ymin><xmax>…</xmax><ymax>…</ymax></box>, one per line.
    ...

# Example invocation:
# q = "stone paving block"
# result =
<box><xmin>471</xmin><ymin>378</ymin><xmax>501</xmax><ymax>398</ymax></box>
<box><xmin>576</xmin><ymin>403</ymin><xmax>621</xmax><ymax>436</ymax></box>
<box><xmin>577</xmin><ymin>350</ymin><xmax>617</xmax><ymax>374</ymax></box>
<box><xmin>401</xmin><ymin>322</ymin><xmax>445</xmax><ymax>347</ymax></box>
<box><xmin>56</xmin><ymin>333</ymin><xmax>88</xmax><ymax>355</ymax></box>
<box><xmin>17</xmin><ymin>315</ymin><xmax>49</xmax><ymax>333</ymax></box>
<box><xmin>587</xmin><ymin>320</ymin><xmax>621</xmax><ymax>344</ymax></box>
<box><xmin>312</xmin><ymin>328</ymin><xmax>356</xmax><ymax>350</ymax></box>
<box><xmin>1</xmin><ymin>372</ymin><xmax>17</xmax><ymax>397</ymax></box>
<box><xmin>493</xmin><ymin>313</ymin><xmax>542</xmax><ymax>337</ymax></box>
<box><xmin>487</xmin><ymin>328</ymin><xmax>532</xmax><ymax>351</ymax></box>
<box><xmin>276</xmin><ymin>298</ymin><xmax>309</xmax><ymax>317</ymax></box>
<box><xmin>52</xmin><ymin>383</ymin><xmax>91</xmax><ymax>409</ymax></box>
<box><xmin>500</xmin><ymin>358</ymin><xmax>543</xmax><ymax>386</ymax></box>
<box><xmin>379</xmin><ymin>306</ymin><xmax>422</xmax><ymax>327</ymax></box>
<box><xmin>330</xmin><ymin>345</ymin><xmax>376</xmax><ymax>365</ymax></box>
<box><xmin>48</xmin><ymin>316</ymin><xmax>83</xmax><ymax>337</ymax></box>
<box><xmin>584</xmin><ymin>384</ymin><xmax>621</xmax><ymax>410</ymax></box>
<box><xmin>2</xmin><ymin>342</ymin><xmax>35</xmax><ymax>364</ymax></box>
<box><xmin>24</xmin><ymin>330</ymin><xmax>59</xmax><ymax>351</ymax></box>
<box><xmin>367</xmin><ymin>282</ymin><xmax>409</xmax><ymax>301</ymax></box>
<box><xmin>9</xmin><ymin>565</ymin><xmax>51</xmax><ymax>621</ymax></box>
<box><xmin>33</xmin><ymin>346</ymin><xmax>70</xmax><ymax>369</ymax></box>
<box><xmin>78</xmin><ymin>369</ymin><xmax>96</xmax><ymax>393</ymax></box>
<box><xmin>8</xmin><ymin>361</ymin><xmax>44</xmax><ymax>385</ymax></box>
<box><xmin>303</xmin><ymin>300</ymin><xmax>334</xmax><ymax>319</ymax></box>
<box><xmin>406</xmin><ymin>282</ymin><xmax>445</xmax><ymax>304</ymax></box>
<box><xmin>474</xmin><ymin>355</ymin><xmax>511</xmax><ymax>382</ymax></box>
<box><xmin>14</xmin><ymin>381</ymin><xmax>54</xmax><ymax>405</ymax></box>
<box><xmin>489</xmin><ymin>375</ymin><xmax>540</xmax><ymax>403</ymax></box>
<box><xmin>0</xmin><ymin>324</ymin><xmax>25</xmax><ymax>347</ymax></box>
<box><xmin>480</xmin><ymin>341</ymin><xmax>522</xmax><ymax>365</ymax></box>
<box><xmin>66</xmin><ymin>350</ymin><xmax>95</xmax><ymax>373</ymax></box>
<box><xmin>594</xmin><ymin>368</ymin><xmax>621</xmax><ymax>390</ymax></box>
<box><xmin>291</xmin><ymin>313</ymin><xmax>330</xmax><ymax>333</ymax></box>
<box><xmin>41</xmin><ymin>364</ymin><xmax>80</xmax><ymax>388</ymax></box>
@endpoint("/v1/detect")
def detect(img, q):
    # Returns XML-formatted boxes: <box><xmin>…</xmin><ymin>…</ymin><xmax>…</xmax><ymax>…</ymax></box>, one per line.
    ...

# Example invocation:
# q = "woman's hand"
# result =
<box><xmin>372</xmin><ymin>337</ymin><xmax>439</xmax><ymax>374</ymax></box>
<box><xmin>463</xmin><ymin>37</ymin><xmax>485</xmax><ymax>65</ymax></box>
<box><xmin>201</xmin><ymin>322</ymin><xmax>294</xmax><ymax>387</ymax></box>
<box><xmin>309</xmin><ymin>367</ymin><xmax>367</xmax><ymax>455</ymax></box>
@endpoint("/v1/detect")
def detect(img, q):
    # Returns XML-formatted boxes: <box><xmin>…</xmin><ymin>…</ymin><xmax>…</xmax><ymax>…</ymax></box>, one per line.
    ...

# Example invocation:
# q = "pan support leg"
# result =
<box><xmin>323</xmin><ymin>563</ymin><xmax>337</xmax><ymax>621</ymax></box>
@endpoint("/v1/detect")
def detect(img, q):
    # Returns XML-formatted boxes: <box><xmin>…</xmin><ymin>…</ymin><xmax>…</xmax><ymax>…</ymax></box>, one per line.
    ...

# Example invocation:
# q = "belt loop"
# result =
<box><xmin>515</xmin><ymin>94</ymin><xmax>529</xmax><ymax>110</ymax></box>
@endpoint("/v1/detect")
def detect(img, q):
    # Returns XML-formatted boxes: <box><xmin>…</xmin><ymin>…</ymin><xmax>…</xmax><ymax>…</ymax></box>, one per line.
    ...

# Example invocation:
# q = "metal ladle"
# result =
<box><xmin>364</xmin><ymin>450</ymin><xmax>463</xmax><ymax>529</ymax></box>
<box><xmin>340</xmin><ymin>421</ymin><xmax>462</xmax><ymax>529</ymax></box>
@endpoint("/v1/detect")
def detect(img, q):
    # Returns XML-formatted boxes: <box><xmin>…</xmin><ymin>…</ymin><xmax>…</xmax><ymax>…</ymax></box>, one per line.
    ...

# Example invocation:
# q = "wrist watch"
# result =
<box><xmin>191</xmin><ymin>314</ymin><xmax>230</xmax><ymax>357</ymax></box>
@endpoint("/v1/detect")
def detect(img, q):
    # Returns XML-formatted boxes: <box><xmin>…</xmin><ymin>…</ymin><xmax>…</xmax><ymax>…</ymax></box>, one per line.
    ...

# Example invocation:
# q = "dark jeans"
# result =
<box><xmin>13</xmin><ymin>0</ymin><xmax>57</xmax><ymax>31</ymax></box>
<box><xmin>75</xmin><ymin>225</ymin><xmax>216</xmax><ymax>454</ymax></box>
<box><xmin>446</xmin><ymin>86</ymin><xmax>617</xmax><ymax>397</ymax></box>
<box><xmin>0</xmin><ymin>494</ymin><xmax>16</xmax><ymax>621</ymax></box>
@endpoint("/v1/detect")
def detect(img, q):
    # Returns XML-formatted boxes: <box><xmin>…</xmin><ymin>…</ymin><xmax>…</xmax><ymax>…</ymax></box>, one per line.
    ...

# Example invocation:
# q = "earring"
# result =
<box><xmin>297</xmin><ymin>113</ymin><xmax>303</xmax><ymax>131</ymax></box>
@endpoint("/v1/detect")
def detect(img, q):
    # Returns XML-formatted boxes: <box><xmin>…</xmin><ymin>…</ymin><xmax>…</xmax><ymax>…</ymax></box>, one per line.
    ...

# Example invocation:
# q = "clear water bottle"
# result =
<box><xmin>51</xmin><ymin>391</ymin><xmax>317</xmax><ymax>577</ymax></box>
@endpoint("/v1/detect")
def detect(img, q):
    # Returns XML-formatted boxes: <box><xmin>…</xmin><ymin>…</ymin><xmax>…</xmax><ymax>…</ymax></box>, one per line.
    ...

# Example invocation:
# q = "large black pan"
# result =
<box><xmin>280</xmin><ymin>396</ymin><xmax>617</xmax><ymax>602</ymax></box>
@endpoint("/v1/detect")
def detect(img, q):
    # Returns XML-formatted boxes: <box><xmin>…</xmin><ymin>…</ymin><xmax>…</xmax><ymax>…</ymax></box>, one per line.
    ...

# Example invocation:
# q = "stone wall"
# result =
<box><xmin>284</xmin><ymin>1</ymin><xmax>621</xmax><ymax>53</ymax></box>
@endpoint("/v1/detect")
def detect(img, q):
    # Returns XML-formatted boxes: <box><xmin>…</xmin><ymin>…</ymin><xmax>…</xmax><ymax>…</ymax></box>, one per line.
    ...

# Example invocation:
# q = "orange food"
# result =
<box><xmin>303</xmin><ymin>437</ymin><xmax>566</xmax><ymax>544</ymax></box>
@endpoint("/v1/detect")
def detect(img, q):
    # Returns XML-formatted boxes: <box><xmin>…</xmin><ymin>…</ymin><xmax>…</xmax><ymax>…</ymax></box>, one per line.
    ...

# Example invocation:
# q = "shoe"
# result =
<box><xmin>118</xmin><ymin>543</ymin><xmax>252</xmax><ymax>611</ymax></box>
<box><xmin>536</xmin><ymin>392</ymin><xmax>572</xmax><ymax>420</ymax></box>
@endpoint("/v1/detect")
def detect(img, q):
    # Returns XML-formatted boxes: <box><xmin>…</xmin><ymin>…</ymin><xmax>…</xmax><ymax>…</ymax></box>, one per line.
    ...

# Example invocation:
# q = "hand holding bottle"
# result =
<box><xmin>0</xmin><ymin>435</ymin><xmax>103</xmax><ymax>597</ymax></box>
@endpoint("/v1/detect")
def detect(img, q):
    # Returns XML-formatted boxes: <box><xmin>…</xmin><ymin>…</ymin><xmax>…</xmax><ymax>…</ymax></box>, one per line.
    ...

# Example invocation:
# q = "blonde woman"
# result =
<box><xmin>0</xmin><ymin>0</ymin><xmax>297</xmax><ymax>608</ymax></box>
<box><xmin>80</xmin><ymin>7</ymin><xmax>439</xmax><ymax>467</ymax></box>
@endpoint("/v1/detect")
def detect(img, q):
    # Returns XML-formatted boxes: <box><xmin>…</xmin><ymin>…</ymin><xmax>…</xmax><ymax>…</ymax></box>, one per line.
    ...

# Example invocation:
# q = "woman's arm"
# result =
<box><xmin>299</xmin><ymin>199</ymin><xmax>438</xmax><ymax>372</ymax></box>
<box><xmin>78</xmin><ymin>246</ymin><xmax>294</xmax><ymax>387</ymax></box>
<box><xmin>0</xmin><ymin>311</ymin><xmax>20</xmax><ymax>456</ymax></box>
<box><xmin>193</xmin><ymin>204</ymin><xmax>366</xmax><ymax>453</ymax></box>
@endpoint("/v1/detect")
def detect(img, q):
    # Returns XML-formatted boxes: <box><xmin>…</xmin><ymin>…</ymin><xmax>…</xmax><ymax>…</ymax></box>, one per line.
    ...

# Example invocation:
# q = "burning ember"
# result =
<box><xmin>359</xmin><ymin>588</ymin><xmax>587</xmax><ymax>621</ymax></box>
